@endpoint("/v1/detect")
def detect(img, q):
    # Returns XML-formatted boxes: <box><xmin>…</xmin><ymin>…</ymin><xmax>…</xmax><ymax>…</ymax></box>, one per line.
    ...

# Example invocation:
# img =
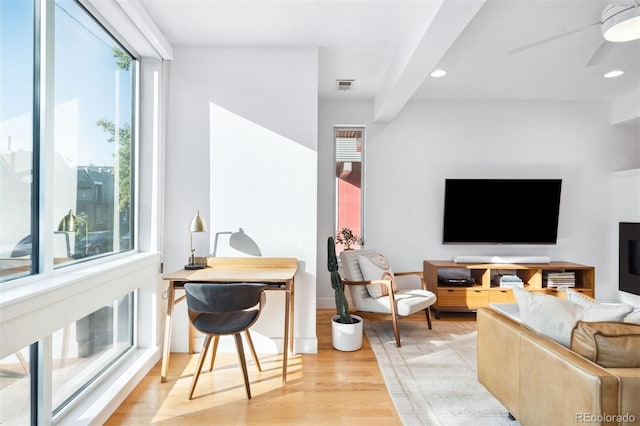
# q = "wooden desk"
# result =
<box><xmin>161</xmin><ymin>257</ymin><xmax>297</xmax><ymax>384</ymax></box>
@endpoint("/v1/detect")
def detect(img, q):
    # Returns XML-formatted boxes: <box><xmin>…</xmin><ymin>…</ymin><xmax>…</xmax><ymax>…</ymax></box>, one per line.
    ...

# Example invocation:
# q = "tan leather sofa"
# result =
<box><xmin>477</xmin><ymin>306</ymin><xmax>640</xmax><ymax>426</ymax></box>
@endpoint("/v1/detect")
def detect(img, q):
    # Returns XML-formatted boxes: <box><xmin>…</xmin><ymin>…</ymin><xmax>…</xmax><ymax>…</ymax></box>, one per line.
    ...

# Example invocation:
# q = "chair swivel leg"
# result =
<box><xmin>189</xmin><ymin>335</ymin><xmax>212</xmax><ymax>400</ymax></box>
<box><xmin>244</xmin><ymin>330</ymin><xmax>262</xmax><ymax>372</ymax></box>
<box><xmin>207</xmin><ymin>333</ymin><xmax>261</xmax><ymax>373</ymax></box>
<box><xmin>208</xmin><ymin>335</ymin><xmax>220</xmax><ymax>372</ymax></box>
<box><xmin>234</xmin><ymin>333</ymin><xmax>252</xmax><ymax>399</ymax></box>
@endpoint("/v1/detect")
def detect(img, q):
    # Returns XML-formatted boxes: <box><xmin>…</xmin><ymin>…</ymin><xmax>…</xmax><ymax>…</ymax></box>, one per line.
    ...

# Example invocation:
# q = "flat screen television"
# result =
<box><xmin>442</xmin><ymin>179</ymin><xmax>562</xmax><ymax>244</ymax></box>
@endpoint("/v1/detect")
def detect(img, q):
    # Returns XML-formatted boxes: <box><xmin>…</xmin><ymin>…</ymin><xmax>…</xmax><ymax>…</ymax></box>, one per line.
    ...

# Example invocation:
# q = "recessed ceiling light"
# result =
<box><xmin>604</xmin><ymin>70</ymin><xmax>624</xmax><ymax>78</ymax></box>
<box><xmin>430</xmin><ymin>69</ymin><xmax>447</xmax><ymax>78</ymax></box>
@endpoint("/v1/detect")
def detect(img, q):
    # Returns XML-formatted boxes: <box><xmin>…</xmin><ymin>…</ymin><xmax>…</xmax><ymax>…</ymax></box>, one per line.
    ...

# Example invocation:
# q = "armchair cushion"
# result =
<box><xmin>358</xmin><ymin>253</ymin><xmax>397</xmax><ymax>298</ymax></box>
<box><xmin>340</xmin><ymin>248</ymin><xmax>436</xmax><ymax>316</ymax></box>
<box><xmin>356</xmin><ymin>288</ymin><xmax>436</xmax><ymax>316</ymax></box>
<box><xmin>340</xmin><ymin>248</ymin><xmax>380</xmax><ymax>309</ymax></box>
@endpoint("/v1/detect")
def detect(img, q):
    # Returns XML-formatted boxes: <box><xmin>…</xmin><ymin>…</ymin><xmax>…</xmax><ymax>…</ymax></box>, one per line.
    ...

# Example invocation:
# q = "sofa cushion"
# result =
<box><xmin>488</xmin><ymin>303</ymin><xmax>521</xmax><ymax>322</ymax></box>
<box><xmin>512</xmin><ymin>286</ymin><xmax>582</xmax><ymax>347</ymax></box>
<box><xmin>624</xmin><ymin>309</ymin><xmax>640</xmax><ymax>325</ymax></box>
<box><xmin>358</xmin><ymin>253</ymin><xmax>397</xmax><ymax>298</ymax></box>
<box><xmin>565</xmin><ymin>289</ymin><xmax>634</xmax><ymax>321</ymax></box>
<box><xmin>571</xmin><ymin>321</ymin><xmax>640</xmax><ymax>368</ymax></box>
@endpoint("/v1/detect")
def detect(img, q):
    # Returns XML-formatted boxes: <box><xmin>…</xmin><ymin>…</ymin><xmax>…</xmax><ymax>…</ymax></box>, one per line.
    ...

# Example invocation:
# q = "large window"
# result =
<box><xmin>51</xmin><ymin>293</ymin><xmax>134</xmax><ymax>415</ymax></box>
<box><xmin>0</xmin><ymin>0</ymin><xmax>135</xmax><ymax>283</ymax></box>
<box><xmin>0</xmin><ymin>1</ymin><xmax>137</xmax><ymax>423</ymax></box>
<box><xmin>0</xmin><ymin>294</ymin><xmax>133</xmax><ymax>424</ymax></box>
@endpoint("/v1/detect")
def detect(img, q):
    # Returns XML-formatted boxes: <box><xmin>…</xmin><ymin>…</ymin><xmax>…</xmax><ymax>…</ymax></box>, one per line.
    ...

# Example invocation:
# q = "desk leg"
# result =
<box><xmin>160</xmin><ymin>283</ymin><xmax>176</xmax><ymax>383</ymax></box>
<box><xmin>282</xmin><ymin>286</ymin><xmax>290</xmax><ymax>385</ymax></box>
<box><xmin>289</xmin><ymin>278</ymin><xmax>295</xmax><ymax>354</ymax></box>
<box><xmin>189</xmin><ymin>322</ymin><xmax>195</xmax><ymax>354</ymax></box>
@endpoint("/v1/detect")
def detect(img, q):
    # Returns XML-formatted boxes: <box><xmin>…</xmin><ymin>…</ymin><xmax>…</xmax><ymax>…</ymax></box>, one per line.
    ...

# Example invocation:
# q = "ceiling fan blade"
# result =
<box><xmin>507</xmin><ymin>22</ymin><xmax>599</xmax><ymax>55</ymax></box>
<box><xmin>585</xmin><ymin>40</ymin><xmax>614</xmax><ymax>67</ymax></box>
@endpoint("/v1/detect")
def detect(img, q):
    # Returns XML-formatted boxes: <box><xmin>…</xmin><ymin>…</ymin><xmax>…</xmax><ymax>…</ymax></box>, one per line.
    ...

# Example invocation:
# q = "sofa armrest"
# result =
<box><xmin>478</xmin><ymin>307</ymin><xmax>625</xmax><ymax>425</ymax></box>
<box><xmin>518</xmin><ymin>330</ymin><xmax>620</xmax><ymax>425</ymax></box>
<box><xmin>477</xmin><ymin>307</ymin><xmax>522</xmax><ymax>419</ymax></box>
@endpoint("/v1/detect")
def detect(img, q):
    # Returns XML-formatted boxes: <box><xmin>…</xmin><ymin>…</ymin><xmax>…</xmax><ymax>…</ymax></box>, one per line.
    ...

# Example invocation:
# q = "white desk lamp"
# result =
<box><xmin>185</xmin><ymin>210</ymin><xmax>207</xmax><ymax>269</ymax></box>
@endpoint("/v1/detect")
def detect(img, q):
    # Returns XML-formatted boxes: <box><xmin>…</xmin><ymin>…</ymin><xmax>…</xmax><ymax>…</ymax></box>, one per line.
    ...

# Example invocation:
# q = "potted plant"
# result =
<box><xmin>327</xmin><ymin>236</ymin><xmax>363</xmax><ymax>351</ymax></box>
<box><xmin>335</xmin><ymin>227</ymin><xmax>363</xmax><ymax>250</ymax></box>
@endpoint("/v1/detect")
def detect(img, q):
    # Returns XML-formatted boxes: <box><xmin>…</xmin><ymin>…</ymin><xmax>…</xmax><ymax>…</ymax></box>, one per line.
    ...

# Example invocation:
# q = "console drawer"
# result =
<box><xmin>488</xmin><ymin>288</ymin><xmax>516</xmax><ymax>304</ymax></box>
<box><xmin>438</xmin><ymin>288</ymin><xmax>488</xmax><ymax>309</ymax></box>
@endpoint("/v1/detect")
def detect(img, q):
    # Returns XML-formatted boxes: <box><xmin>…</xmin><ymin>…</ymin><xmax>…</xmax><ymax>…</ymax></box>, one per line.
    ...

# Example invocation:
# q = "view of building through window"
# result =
<box><xmin>0</xmin><ymin>0</ymin><xmax>135</xmax><ymax>282</ymax></box>
<box><xmin>334</xmin><ymin>127</ymin><xmax>364</xmax><ymax>252</ymax></box>
<box><xmin>53</xmin><ymin>0</ymin><xmax>134</xmax><ymax>265</ymax></box>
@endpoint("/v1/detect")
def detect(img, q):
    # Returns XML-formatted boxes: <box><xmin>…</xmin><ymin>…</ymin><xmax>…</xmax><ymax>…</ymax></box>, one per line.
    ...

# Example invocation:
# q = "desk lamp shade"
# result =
<box><xmin>58</xmin><ymin>209</ymin><xmax>77</xmax><ymax>232</ymax></box>
<box><xmin>58</xmin><ymin>209</ymin><xmax>89</xmax><ymax>256</ymax></box>
<box><xmin>190</xmin><ymin>211</ymin><xmax>207</xmax><ymax>233</ymax></box>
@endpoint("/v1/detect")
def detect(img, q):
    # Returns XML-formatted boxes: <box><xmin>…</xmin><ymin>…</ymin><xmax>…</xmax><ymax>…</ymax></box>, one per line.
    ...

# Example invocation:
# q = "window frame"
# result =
<box><xmin>0</xmin><ymin>0</ymin><xmax>142</xmax><ymax>423</ymax></box>
<box><xmin>0</xmin><ymin>0</ymin><xmax>138</xmax><ymax>284</ymax></box>
<box><xmin>333</xmin><ymin>125</ymin><xmax>366</xmax><ymax>249</ymax></box>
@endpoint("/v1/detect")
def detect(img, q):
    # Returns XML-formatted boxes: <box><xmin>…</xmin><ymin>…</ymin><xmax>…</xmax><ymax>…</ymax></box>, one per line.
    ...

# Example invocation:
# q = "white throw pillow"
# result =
<box><xmin>624</xmin><ymin>309</ymin><xmax>640</xmax><ymax>325</ymax></box>
<box><xmin>512</xmin><ymin>286</ymin><xmax>584</xmax><ymax>347</ymax></box>
<box><xmin>358</xmin><ymin>253</ymin><xmax>396</xmax><ymax>298</ymax></box>
<box><xmin>565</xmin><ymin>289</ymin><xmax>634</xmax><ymax>321</ymax></box>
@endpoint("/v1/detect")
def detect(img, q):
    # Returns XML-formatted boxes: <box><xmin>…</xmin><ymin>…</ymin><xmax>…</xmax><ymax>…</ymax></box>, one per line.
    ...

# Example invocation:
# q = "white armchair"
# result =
<box><xmin>339</xmin><ymin>248</ymin><xmax>436</xmax><ymax>347</ymax></box>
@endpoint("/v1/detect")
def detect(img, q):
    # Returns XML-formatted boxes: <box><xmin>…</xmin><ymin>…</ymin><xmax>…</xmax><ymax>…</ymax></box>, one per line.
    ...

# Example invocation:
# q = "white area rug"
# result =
<box><xmin>364</xmin><ymin>319</ymin><xmax>521</xmax><ymax>426</ymax></box>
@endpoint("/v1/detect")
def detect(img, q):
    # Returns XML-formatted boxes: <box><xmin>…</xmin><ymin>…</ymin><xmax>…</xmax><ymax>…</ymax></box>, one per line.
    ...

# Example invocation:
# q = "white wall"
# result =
<box><xmin>317</xmin><ymin>100</ymin><xmax>639</xmax><ymax>307</ymax></box>
<box><xmin>165</xmin><ymin>47</ymin><xmax>319</xmax><ymax>353</ymax></box>
<box><xmin>611</xmin><ymin>169</ymin><xmax>640</xmax><ymax>306</ymax></box>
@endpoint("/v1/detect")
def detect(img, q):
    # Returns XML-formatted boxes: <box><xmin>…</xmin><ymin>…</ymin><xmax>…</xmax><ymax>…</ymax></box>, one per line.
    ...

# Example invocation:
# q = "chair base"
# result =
<box><xmin>189</xmin><ymin>333</ymin><xmax>256</xmax><ymax>400</ymax></box>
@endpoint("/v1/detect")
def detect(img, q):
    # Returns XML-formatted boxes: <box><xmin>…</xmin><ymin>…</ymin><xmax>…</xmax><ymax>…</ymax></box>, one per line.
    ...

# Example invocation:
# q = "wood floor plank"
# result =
<box><xmin>106</xmin><ymin>310</ymin><xmax>404</xmax><ymax>425</ymax></box>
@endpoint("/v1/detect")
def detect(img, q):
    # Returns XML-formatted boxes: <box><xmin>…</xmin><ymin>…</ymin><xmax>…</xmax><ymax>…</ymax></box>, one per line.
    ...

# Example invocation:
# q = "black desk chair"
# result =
<box><xmin>184</xmin><ymin>282</ymin><xmax>267</xmax><ymax>400</ymax></box>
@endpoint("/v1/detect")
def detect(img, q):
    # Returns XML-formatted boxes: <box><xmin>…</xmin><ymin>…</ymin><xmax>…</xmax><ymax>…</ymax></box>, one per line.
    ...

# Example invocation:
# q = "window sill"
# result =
<box><xmin>0</xmin><ymin>252</ymin><xmax>159</xmax><ymax>310</ymax></box>
<box><xmin>54</xmin><ymin>346</ymin><xmax>161</xmax><ymax>425</ymax></box>
<box><xmin>0</xmin><ymin>251</ymin><xmax>161</xmax><ymax>359</ymax></box>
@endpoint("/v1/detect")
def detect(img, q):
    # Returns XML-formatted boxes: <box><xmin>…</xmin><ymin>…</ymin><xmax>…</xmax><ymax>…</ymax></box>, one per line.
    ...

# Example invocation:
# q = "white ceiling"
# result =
<box><xmin>138</xmin><ymin>0</ymin><xmax>640</xmax><ymax>107</ymax></box>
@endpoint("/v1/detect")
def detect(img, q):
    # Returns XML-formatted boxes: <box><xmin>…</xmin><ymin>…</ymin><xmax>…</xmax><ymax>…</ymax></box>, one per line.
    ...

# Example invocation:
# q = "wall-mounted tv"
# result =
<box><xmin>442</xmin><ymin>179</ymin><xmax>562</xmax><ymax>244</ymax></box>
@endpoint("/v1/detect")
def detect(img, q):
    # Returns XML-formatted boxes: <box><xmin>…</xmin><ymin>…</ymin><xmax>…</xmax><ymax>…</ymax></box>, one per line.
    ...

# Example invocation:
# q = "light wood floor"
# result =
<box><xmin>106</xmin><ymin>309</ymin><xmax>408</xmax><ymax>425</ymax></box>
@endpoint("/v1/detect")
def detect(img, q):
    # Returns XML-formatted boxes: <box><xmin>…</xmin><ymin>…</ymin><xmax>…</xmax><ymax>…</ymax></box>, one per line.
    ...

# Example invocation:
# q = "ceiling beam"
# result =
<box><xmin>373</xmin><ymin>0</ymin><xmax>486</xmax><ymax>123</ymax></box>
<box><xmin>86</xmin><ymin>0</ymin><xmax>173</xmax><ymax>60</ymax></box>
<box><xmin>116</xmin><ymin>0</ymin><xmax>173</xmax><ymax>60</ymax></box>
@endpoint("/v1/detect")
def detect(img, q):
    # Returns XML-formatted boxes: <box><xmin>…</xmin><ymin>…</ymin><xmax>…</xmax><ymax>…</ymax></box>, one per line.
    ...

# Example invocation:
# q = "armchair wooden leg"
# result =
<box><xmin>425</xmin><ymin>307</ymin><xmax>433</xmax><ymax>329</ymax></box>
<box><xmin>189</xmin><ymin>335</ymin><xmax>212</xmax><ymax>400</ymax></box>
<box><xmin>244</xmin><ymin>330</ymin><xmax>262</xmax><ymax>372</ymax></box>
<box><xmin>234</xmin><ymin>333</ymin><xmax>252</xmax><ymax>399</ymax></box>
<box><xmin>208</xmin><ymin>335</ymin><xmax>220</xmax><ymax>372</ymax></box>
<box><xmin>392</xmin><ymin>314</ymin><xmax>401</xmax><ymax>347</ymax></box>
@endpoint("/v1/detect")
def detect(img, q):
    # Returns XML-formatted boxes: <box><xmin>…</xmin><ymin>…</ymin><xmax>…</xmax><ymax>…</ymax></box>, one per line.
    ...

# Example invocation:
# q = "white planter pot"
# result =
<box><xmin>331</xmin><ymin>314</ymin><xmax>363</xmax><ymax>351</ymax></box>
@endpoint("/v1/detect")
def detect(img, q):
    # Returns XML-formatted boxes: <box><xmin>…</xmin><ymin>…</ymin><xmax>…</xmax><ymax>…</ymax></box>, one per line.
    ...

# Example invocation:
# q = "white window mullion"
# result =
<box><xmin>37</xmin><ymin>336</ymin><xmax>53</xmax><ymax>426</ymax></box>
<box><xmin>38</xmin><ymin>0</ymin><xmax>55</xmax><ymax>275</ymax></box>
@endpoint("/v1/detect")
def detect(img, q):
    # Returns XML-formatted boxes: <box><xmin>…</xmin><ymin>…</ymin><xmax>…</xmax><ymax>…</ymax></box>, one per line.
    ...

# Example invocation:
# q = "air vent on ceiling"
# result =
<box><xmin>336</xmin><ymin>79</ymin><xmax>354</xmax><ymax>91</ymax></box>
